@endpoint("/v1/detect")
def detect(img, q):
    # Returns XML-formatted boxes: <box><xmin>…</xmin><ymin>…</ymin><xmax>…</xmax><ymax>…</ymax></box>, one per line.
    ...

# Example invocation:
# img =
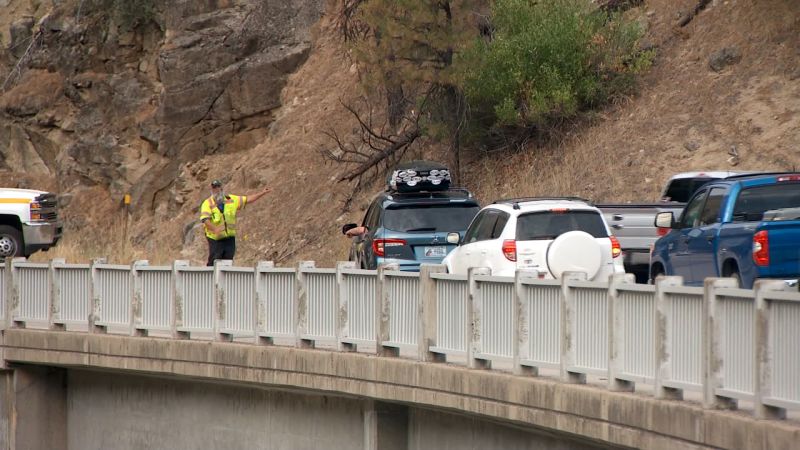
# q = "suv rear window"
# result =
<box><xmin>383</xmin><ymin>204</ymin><xmax>479</xmax><ymax>232</ymax></box>
<box><xmin>663</xmin><ymin>178</ymin><xmax>717</xmax><ymax>203</ymax></box>
<box><xmin>733</xmin><ymin>183</ymin><xmax>800</xmax><ymax>221</ymax></box>
<box><xmin>516</xmin><ymin>210</ymin><xmax>608</xmax><ymax>240</ymax></box>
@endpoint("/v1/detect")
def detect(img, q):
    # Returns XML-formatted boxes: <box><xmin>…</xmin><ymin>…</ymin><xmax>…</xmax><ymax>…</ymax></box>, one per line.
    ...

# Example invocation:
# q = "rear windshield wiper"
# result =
<box><xmin>405</xmin><ymin>227</ymin><xmax>437</xmax><ymax>232</ymax></box>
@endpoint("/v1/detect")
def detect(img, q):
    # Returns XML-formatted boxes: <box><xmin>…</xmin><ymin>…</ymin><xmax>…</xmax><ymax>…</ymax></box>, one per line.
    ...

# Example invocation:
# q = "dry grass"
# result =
<box><xmin>29</xmin><ymin>214</ymin><xmax>175</xmax><ymax>265</ymax></box>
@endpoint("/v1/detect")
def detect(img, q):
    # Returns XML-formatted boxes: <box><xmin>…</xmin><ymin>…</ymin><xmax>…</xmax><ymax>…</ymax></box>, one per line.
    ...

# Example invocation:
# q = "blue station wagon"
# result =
<box><xmin>345</xmin><ymin>189</ymin><xmax>480</xmax><ymax>271</ymax></box>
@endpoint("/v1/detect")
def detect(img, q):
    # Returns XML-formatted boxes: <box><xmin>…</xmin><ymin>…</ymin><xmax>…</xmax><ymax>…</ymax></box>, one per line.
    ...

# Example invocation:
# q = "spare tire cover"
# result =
<box><xmin>546</xmin><ymin>231</ymin><xmax>603</xmax><ymax>279</ymax></box>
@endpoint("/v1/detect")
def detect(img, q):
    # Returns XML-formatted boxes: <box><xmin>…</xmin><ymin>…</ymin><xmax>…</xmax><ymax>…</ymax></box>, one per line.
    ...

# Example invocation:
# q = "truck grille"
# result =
<box><xmin>33</xmin><ymin>193</ymin><xmax>59</xmax><ymax>222</ymax></box>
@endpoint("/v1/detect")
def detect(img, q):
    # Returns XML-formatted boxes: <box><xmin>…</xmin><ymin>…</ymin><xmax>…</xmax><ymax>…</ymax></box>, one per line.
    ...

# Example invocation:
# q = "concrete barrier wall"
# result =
<box><xmin>2</xmin><ymin>330</ymin><xmax>797</xmax><ymax>450</ymax></box>
<box><xmin>68</xmin><ymin>371</ymin><xmax>366</xmax><ymax>450</ymax></box>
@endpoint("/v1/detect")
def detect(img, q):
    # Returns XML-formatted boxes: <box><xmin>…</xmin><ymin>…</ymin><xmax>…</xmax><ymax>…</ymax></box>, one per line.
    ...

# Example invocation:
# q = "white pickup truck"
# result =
<box><xmin>597</xmin><ymin>171</ymin><xmax>748</xmax><ymax>282</ymax></box>
<box><xmin>0</xmin><ymin>188</ymin><xmax>62</xmax><ymax>258</ymax></box>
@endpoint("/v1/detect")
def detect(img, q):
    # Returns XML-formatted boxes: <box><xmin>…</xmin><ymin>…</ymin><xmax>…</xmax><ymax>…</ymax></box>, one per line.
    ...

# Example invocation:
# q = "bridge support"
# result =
<box><xmin>0</xmin><ymin>366</ymin><xmax>67</xmax><ymax>450</ymax></box>
<box><xmin>364</xmin><ymin>401</ymin><xmax>408</xmax><ymax>450</ymax></box>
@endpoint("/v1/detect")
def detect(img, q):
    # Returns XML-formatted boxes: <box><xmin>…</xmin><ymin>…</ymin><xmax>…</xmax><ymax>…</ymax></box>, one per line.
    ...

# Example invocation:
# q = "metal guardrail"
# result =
<box><xmin>611</xmin><ymin>279</ymin><xmax>656</xmax><ymax>385</ymax></box>
<box><xmin>136</xmin><ymin>265</ymin><xmax>172</xmax><ymax>332</ymax></box>
<box><xmin>474</xmin><ymin>274</ymin><xmax>515</xmax><ymax>363</ymax></box>
<box><xmin>52</xmin><ymin>262</ymin><xmax>91</xmax><ymax>327</ymax></box>
<box><xmin>93</xmin><ymin>263</ymin><xmax>132</xmax><ymax>329</ymax></box>
<box><xmin>257</xmin><ymin>264</ymin><xmax>296</xmax><ymax>342</ymax></box>
<box><xmin>383</xmin><ymin>271</ymin><xmax>420</xmax><ymax>352</ymax></box>
<box><xmin>430</xmin><ymin>272</ymin><xmax>469</xmax><ymax>358</ymax></box>
<box><xmin>339</xmin><ymin>266</ymin><xmax>377</xmax><ymax>349</ymax></box>
<box><xmin>176</xmin><ymin>265</ymin><xmax>214</xmax><ymax>334</ymax></box>
<box><xmin>518</xmin><ymin>277</ymin><xmax>562</xmax><ymax>371</ymax></box>
<box><xmin>1</xmin><ymin>257</ymin><xmax>799</xmax><ymax>420</ymax></box>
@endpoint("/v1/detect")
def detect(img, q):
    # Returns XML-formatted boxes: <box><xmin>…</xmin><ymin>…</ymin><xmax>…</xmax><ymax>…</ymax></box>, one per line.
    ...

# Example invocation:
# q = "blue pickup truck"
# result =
<box><xmin>650</xmin><ymin>173</ymin><xmax>800</xmax><ymax>289</ymax></box>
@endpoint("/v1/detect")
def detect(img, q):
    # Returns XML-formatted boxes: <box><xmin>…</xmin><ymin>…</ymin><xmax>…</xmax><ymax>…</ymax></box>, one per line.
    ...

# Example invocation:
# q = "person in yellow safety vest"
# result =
<box><xmin>199</xmin><ymin>179</ymin><xmax>271</xmax><ymax>266</ymax></box>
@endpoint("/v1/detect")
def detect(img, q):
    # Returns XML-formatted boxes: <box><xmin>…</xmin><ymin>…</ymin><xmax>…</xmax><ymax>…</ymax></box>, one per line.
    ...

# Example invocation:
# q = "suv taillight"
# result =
<box><xmin>502</xmin><ymin>240</ymin><xmax>517</xmax><ymax>262</ymax></box>
<box><xmin>753</xmin><ymin>230</ymin><xmax>769</xmax><ymax>266</ymax></box>
<box><xmin>610</xmin><ymin>236</ymin><xmax>621</xmax><ymax>258</ymax></box>
<box><xmin>372</xmin><ymin>239</ymin><xmax>406</xmax><ymax>257</ymax></box>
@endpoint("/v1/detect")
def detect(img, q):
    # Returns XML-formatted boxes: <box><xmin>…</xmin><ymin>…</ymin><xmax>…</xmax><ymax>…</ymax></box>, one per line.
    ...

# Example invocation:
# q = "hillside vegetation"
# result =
<box><xmin>0</xmin><ymin>0</ymin><xmax>797</xmax><ymax>266</ymax></box>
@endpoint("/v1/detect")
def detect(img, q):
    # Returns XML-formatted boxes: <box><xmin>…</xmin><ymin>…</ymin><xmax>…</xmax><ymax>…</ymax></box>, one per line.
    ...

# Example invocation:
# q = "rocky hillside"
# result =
<box><xmin>0</xmin><ymin>0</ymin><xmax>798</xmax><ymax>266</ymax></box>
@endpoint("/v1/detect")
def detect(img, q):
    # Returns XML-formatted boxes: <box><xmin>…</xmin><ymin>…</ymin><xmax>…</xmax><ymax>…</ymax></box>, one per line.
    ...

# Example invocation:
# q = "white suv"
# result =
<box><xmin>442</xmin><ymin>198</ymin><xmax>625</xmax><ymax>280</ymax></box>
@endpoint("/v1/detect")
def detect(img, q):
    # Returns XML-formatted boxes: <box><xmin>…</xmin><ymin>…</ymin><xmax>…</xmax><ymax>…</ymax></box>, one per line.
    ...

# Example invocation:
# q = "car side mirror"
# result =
<box><xmin>654</xmin><ymin>212</ymin><xmax>675</xmax><ymax>229</ymax></box>
<box><xmin>342</xmin><ymin>223</ymin><xmax>358</xmax><ymax>235</ymax></box>
<box><xmin>446</xmin><ymin>232</ymin><xmax>460</xmax><ymax>244</ymax></box>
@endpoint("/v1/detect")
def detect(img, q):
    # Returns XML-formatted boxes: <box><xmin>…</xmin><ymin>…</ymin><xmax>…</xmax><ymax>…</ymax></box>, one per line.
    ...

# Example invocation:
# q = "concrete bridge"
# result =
<box><xmin>0</xmin><ymin>258</ymin><xmax>798</xmax><ymax>449</ymax></box>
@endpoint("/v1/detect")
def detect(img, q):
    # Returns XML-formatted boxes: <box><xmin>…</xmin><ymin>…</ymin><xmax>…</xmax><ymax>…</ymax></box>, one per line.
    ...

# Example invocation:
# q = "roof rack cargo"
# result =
<box><xmin>492</xmin><ymin>197</ymin><xmax>593</xmax><ymax>210</ymax></box>
<box><xmin>386</xmin><ymin>160</ymin><xmax>451</xmax><ymax>193</ymax></box>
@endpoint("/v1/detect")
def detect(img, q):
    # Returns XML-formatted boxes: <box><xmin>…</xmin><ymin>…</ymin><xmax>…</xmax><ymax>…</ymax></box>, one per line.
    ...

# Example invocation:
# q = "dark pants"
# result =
<box><xmin>207</xmin><ymin>237</ymin><xmax>236</xmax><ymax>266</ymax></box>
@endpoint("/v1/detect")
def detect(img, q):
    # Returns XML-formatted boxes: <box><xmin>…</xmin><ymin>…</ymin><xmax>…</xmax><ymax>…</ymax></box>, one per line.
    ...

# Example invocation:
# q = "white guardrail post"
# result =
<box><xmin>513</xmin><ymin>269</ymin><xmax>538</xmax><ymax>376</ymax></box>
<box><xmin>418</xmin><ymin>264</ymin><xmax>445</xmax><ymax>362</ymax></box>
<box><xmin>467</xmin><ymin>267</ymin><xmax>491</xmax><ymax>370</ymax></box>
<box><xmin>703</xmin><ymin>277</ymin><xmax>739</xmax><ymax>410</ymax></box>
<box><xmin>377</xmin><ymin>263</ymin><xmax>399</xmax><ymax>357</ymax></box>
<box><xmin>0</xmin><ymin>261</ymin><xmax>6</xmax><ymax>330</ymax></box>
<box><xmin>296</xmin><ymin>261</ymin><xmax>315</xmax><ymax>348</ymax></box>
<box><xmin>6</xmin><ymin>257</ymin><xmax>24</xmax><ymax>329</ymax></box>
<box><xmin>255</xmin><ymin>261</ymin><xmax>275</xmax><ymax>345</ymax></box>
<box><xmin>48</xmin><ymin>258</ymin><xmax>66</xmax><ymax>331</ymax></box>
<box><xmin>213</xmin><ymin>259</ymin><xmax>234</xmax><ymax>342</ymax></box>
<box><xmin>131</xmin><ymin>260</ymin><xmax>149</xmax><ymax>337</ymax></box>
<box><xmin>560</xmin><ymin>271</ymin><xmax>587</xmax><ymax>384</ymax></box>
<box><xmin>753</xmin><ymin>280</ymin><xmax>792</xmax><ymax>420</ymax></box>
<box><xmin>654</xmin><ymin>275</ymin><xmax>685</xmax><ymax>400</ymax></box>
<box><xmin>337</xmin><ymin>261</ymin><xmax>357</xmax><ymax>353</ymax></box>
<box><xmin>88</xmin><ymin>257</ymin><xmax>107</xmax><ymax>334</ymax></box>
<box><xmin>171</xmin><ymin>260</ymin><xmax>190</xmax><ymax>339</ymax></box>
<box><xmin>608</xmin><ymin>273</ymin><xmax>637</xmax><ymax>392</ymax></box>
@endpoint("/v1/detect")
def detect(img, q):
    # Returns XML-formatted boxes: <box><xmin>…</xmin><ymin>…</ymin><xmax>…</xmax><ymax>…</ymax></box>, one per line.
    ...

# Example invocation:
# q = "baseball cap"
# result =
<box><xmin>210</xmin><ymin>179</ymin><xmax>223</xmax><ymax>188</ymax></box>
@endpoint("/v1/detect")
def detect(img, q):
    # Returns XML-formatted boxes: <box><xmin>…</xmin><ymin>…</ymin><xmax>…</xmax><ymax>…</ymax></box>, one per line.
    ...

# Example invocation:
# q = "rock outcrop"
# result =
<box><xmin>0</xmin><ymin>0</ymin><xmax>324</xmax><ymax>216</ymax></box>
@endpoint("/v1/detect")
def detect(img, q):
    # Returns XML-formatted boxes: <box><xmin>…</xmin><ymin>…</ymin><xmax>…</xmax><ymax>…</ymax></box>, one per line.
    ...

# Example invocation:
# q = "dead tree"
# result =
<box><xmin>320</xmin><ymin>94</ymin><xmax>428</xmax><ymax>186</ymax></box>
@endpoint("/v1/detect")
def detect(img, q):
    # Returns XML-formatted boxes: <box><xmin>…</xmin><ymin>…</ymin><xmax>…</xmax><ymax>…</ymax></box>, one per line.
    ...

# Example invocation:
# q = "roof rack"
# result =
<box><xmin>492</xmin><ymin>197</ymin><xmax>593</xmax><ymax>210</ymax></box>
<box><xmin>721</xmin><ymin>171</ymin><xmax>800</xmax><ymax>181</ymax></box>
<box><xmin>385</xmin><ymin>187</ymin><xmax>474</xmax><ymax>199</ymax></box>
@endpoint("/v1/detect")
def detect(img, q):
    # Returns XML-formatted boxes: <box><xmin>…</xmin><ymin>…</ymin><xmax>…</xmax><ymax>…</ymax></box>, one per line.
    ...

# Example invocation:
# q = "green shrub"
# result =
<box><xmin>456</xmin><ymin>0</ymin><xmax>652</xmax><ymax>135</ymax></box>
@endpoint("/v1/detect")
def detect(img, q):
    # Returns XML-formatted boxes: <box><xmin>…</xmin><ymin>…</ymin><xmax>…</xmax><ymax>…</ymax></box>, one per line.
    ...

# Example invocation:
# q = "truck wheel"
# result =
<box><xmin>0</xmin><ymin>225</ymin><xmax>23</xmax><ymax>258</ymax></box>
<box><xmin>649</xmin><ymin>266</ymin><xmax>664</xmax><ymax>285</ymax></box>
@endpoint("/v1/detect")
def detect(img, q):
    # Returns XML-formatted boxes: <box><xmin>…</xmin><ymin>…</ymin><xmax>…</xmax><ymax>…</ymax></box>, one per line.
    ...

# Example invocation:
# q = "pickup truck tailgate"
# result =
<box><xmin>598</xmin><ymin>204</ymin><xmax>684</xmax><ymax>250</ymax></box>
<box><xmin>760</xmin><ymin>220</ymin><xmax>800</xmax><ymax>277</ymax></box>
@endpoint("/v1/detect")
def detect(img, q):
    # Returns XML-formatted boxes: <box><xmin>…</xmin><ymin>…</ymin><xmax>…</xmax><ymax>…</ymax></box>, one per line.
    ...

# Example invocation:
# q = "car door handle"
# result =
<box><xmin>612</xmin><ymin>214</ymin><xmax>624</xmax><ymax>221</ymax></box>
<box><xmin>706</xmin><ymin>235</ymin><xmax>714</xmax><ymax>243</ymax></box>
<box><xmin>611</xmin><ymin>224</ymin><xmax>624</xmax><ymax>230</ymax></box>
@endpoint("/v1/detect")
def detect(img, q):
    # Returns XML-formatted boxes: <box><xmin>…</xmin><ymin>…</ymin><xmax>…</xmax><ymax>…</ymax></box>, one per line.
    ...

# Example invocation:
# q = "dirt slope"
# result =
<box><xmin>32</xmin><ymin>0</ymin><xmax>800</xmax><ymax>267</ymax></box>
<box><xmin>464</xmin><ymin>0</ymin><xmax>800</xmax><ymax>203</ymax></box>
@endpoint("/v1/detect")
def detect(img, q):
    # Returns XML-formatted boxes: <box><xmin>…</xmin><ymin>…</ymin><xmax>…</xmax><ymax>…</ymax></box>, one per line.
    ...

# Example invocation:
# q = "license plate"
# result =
<box><xmin>424</xmin><ymin>246</ymin><xmax>447</xmax><ymax>258</ymax></box>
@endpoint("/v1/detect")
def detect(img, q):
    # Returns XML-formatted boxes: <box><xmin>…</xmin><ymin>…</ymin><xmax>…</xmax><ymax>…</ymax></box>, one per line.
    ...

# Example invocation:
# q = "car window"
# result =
<box><xmin>662</xmin><ymin>177</ymin><xmax>717</xmax><ymax>203</ymax></box>
<box><xmin>363</xmin><ymin>202</ymin><xmax>381</xmax><ymax>230</ymax></box>
<box><xmin>733</xmin><ymin>183</ymin><xmax>800</xmax><ymax>222</ymax></box>
<box><xmin>491</xmin><ymin>211</ymin><xmax>510</xmax><ymax>239</ymax></box>
<box><xmin>463</xmin><ymin>210</ymin><xmax>488</xmax><ymax>244</ymax></box>
<box><xmin>463</xmin><ymin>209</ymin><xmax>503</xmax><ymax>244</ymax></box>
<box><xmin>382</xmin><ymin>204</ymin><xmax>479</xmax><ymax>233</ymax></box>
<box><xmin>698</xmin><ymin>187</ymin><xmax>726</xmax><ymax>226</ymax></box>
<box><xmin>679</xmin><ymin>190</ymin><xmax>709</xmax><ymax>228</ymax></box>
<box><xmin>516</xmin><ymin>210</ymin><xmax>608</xmax><ymax>240</ymax></box>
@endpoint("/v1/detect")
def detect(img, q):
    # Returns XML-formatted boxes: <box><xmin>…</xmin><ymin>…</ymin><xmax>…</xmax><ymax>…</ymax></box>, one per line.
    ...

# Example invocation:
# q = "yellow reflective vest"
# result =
<box><xmin>199</xmin><ymin>194</ymin><xmax>247</xmax><ymax>240</ymax></box>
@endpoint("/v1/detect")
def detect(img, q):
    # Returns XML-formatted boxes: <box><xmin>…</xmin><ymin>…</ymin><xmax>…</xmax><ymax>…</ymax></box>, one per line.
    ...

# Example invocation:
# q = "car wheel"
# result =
<box><xmin>0</xmin><ymin>225</ymin><xmax>23</xmax><ymax>258</ymax></box>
